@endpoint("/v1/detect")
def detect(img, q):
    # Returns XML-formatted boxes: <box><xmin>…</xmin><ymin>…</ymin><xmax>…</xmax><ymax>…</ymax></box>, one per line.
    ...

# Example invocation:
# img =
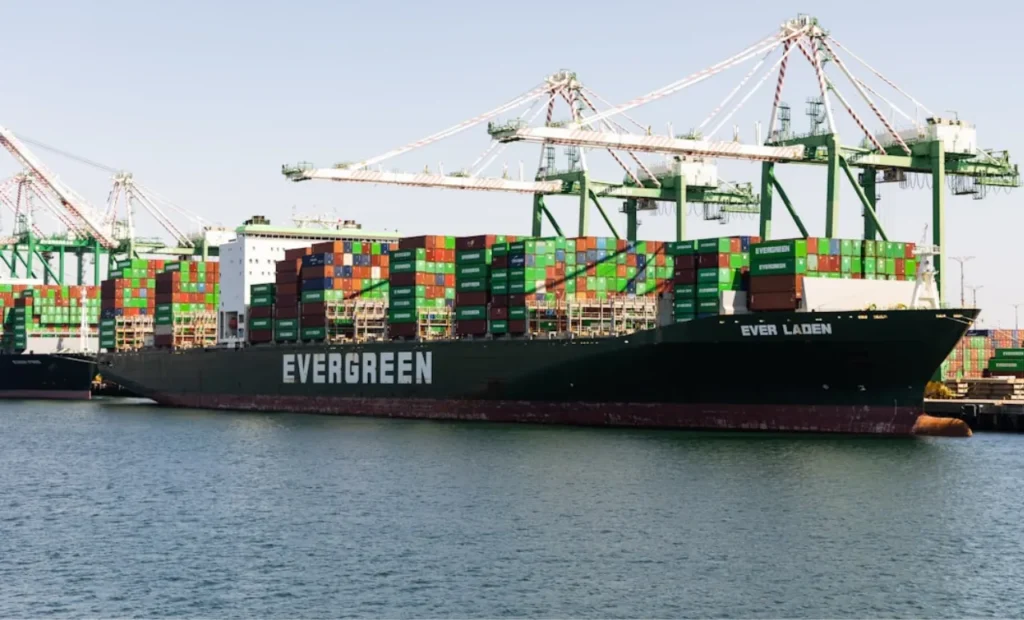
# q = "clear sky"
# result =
<box><xmin>3</xmin><ymin>0</ymin><xmax>1022</xmax><ymax>326</ymax></box>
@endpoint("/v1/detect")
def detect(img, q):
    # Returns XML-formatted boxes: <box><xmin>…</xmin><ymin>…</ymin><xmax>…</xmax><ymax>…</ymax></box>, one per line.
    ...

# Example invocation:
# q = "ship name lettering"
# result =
<box><xmin>282</xmin><ymin>351</ymin><xmax>433</xmax><ymax>385</ymax></box>
<box><xmin>741</xmin><ymin>323</ymin><xmax>832</xmax><ymax>337</ymax></box>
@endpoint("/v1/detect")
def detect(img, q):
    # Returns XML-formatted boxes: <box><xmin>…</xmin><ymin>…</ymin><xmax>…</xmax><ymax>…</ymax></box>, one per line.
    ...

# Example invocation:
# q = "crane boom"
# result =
<box><xmin>284</xmin><ymin>166</ymin><xmax>565</xmax><ymax>194</ymax></box>
<box><xmin>489</xmin><ymin>126</ymin><xmax>805</xmax><ymax>162</ymax></box>
<box><xmin>0</xmin><ymin>126</ymin><xmax>118</xmax><ymax>247</ymax></box>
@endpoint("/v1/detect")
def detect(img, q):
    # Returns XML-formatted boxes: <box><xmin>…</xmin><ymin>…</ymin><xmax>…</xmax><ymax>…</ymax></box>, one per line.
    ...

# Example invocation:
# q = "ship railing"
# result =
<box><xmin>526</xmin><ymin>297</ymin><xmax>659</xmax><ymax>338</ymax></box>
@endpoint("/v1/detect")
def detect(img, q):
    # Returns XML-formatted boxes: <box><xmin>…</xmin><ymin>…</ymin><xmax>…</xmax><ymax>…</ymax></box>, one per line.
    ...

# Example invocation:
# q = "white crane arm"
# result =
<box><xmin>295</xmin><ymin>168</ymin><xmax>564</xmax><ymax>194</ymax></box>
<box><xmin>0</xmin><ymin>126</ymin><xmax>117</xmax><ymax>247</ymax></box>
<box><xmin>491</xmin><ymin>127</ymin><xmax>805</xmax><ymax>162</ymax></box>
<box><xmin>127</xmin><ymin>184</ymin><xmax>194</xmax><ymax>247</ymax></box>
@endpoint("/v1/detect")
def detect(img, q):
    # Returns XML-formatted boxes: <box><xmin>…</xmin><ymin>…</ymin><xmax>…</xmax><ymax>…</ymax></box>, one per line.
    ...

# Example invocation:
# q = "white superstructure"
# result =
<box><xmin>217</xmin><ymin>216</ymin><xmax>399</xmax><ymax>345</ymax></box>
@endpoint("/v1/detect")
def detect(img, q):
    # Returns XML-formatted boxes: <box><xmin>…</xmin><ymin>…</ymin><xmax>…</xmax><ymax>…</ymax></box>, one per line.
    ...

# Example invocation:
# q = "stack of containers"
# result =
<box><xmin>748</xmin><ymin>238</ymin><xmax>921</xmax><ymax>312</ymax></box>
<box><xmin>861</xmin><ymin>240</ymin><xmax>917</xmax><ymax>281</ymax></box>
<box><xmin>299</xmin><ymin>240</ymin><xmax>393</xmax><ymax>342</ymax></box>
<box><xmin>388</xmin><ymin>235</ymin><xmax>455</xmax><ymax>339</ymax></box>
<box><xmin>748</xmin><ymin>238</ymin><xmax>807</xmax><ymax>312</ymax></box>
<box><xmin>248</xmin><ymin>283</ymin><xmax>275</xmax><ymax>344</ymax></box>
<box><xmin>987</xmin><ymin>348</ymin><xmax>1024</xmax><ymax>377</ymax></box>
<box><xmin>100</xmin><ymin>259</ymin><xmax>165</xmax><ymax>350</ymax></box>
<box><xmin>503</xmin><ymin>240</ymin><xmax>529</xmax><ymax>334</ymax></box>
<box><xmin>453</xmin><ymin>235</ymin><xmax>516</xmax><ymax>336</ymax></box>
<box><xmin>153</xmin><ymin>260</ymin><xmax>220</xmax><ymax>349</ymax></box>
<box><xmin>694</xmin><ymin>236</ymin><xmax>756</xmax><ymax>317</ymax></box>
<box><xmin>667</xmin><ymin>240</ymin><xmax>697</xmax><ymax>322</ymax></box>
<box><xmin>273</xmin><ymin>247</ymin><xmax>308</xmax><ymax>343</ymax></box>
<box><xmin>10</xmin><ymin>292</ymin><xmax>31</xmax><ymax>351</ymax></box>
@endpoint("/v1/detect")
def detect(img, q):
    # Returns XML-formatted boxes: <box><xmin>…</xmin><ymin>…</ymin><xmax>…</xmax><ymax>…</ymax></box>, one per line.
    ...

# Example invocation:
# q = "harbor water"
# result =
<box><xmin>1</xmin><ymin>399</ymin><xmax>1023</xmax><ymax>618</ymax></box>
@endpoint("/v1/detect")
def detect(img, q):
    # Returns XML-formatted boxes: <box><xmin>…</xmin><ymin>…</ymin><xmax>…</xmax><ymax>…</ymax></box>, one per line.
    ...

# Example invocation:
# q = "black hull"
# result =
<box><xmin>99</xmin><ymin>308</ymin><xmax>978</xmax><ymax>435</ymax></box>
<box><xmin>0</xmin><ymin>353</ymin><xmax>96</xmax><ymax>401</ymax></box>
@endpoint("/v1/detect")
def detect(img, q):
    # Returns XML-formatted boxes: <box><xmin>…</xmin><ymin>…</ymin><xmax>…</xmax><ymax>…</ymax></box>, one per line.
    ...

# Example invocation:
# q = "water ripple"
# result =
<box><xmin>0</xmin><ymin>401</ymin><xmax>1022</xmax><ymax>617</ymax></box>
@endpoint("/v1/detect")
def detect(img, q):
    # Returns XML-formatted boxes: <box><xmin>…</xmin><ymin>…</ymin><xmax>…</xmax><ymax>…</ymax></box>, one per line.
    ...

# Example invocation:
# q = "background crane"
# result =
<box><xmin>282</xmin><ymin>70</ymin><xmax>762</xmax><ymax>241</ymax></box>
<box><xmin>487</xmin><ymin>14</ymin><xmax>1019</xmax><ymax>303</ymax></box>
<box><xmin>0</xmin><ymin>129</ymin><xmax>222</xmax><ymax>284</ymax></box>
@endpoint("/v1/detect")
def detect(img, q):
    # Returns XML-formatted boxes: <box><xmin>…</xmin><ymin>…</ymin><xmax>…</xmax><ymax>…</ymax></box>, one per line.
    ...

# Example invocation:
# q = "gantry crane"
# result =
<box><xmin>282</xmin><ymin>70</ymin><xmax>761</xmax><ymax>241</ymax></box>
<box><xmin>488</xmin><ymin>15</ymin><xmax>1018</xmax><ymax>302</ymax></box>
<box><xmin>0</xmin><ymin>130</ymin><xmax>221</xmax><ymax>284</ymax></box>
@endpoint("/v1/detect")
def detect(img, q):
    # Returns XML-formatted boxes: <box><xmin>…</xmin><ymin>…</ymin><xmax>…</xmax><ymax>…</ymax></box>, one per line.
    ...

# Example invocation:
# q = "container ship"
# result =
<box><xmin>96</xmin><ymin>231</ymin><xmax>978</xmax><ymax>435</ymax></box>
<box><xmin>0</xmin><ymin>281</ymin><xmax>101</xmax><ymax>400</ymax></box>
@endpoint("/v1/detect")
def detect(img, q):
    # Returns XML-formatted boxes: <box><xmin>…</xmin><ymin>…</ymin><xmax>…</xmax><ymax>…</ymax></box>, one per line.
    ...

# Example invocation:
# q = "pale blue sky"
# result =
<box><xmin>3</xmin><ymin>0</ymin><xmax>1022</xmax><ymax>326</ymax></box>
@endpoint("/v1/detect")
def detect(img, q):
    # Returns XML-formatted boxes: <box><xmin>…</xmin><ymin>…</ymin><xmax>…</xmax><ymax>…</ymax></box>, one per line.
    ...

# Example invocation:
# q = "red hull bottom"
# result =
<box><xmin>0</xmin><ymin>390</ymin><xmax>92</xmax><ymax>401</ymax></box>
<box><xmin>150</xmin><ymin>392</ymin><xmax>922</xmax><ymax>436</ymax></box>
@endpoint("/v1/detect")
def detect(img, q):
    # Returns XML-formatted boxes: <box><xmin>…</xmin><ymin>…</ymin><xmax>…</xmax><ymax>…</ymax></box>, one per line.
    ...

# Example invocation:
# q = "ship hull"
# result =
<box><xmin>0</xmin><ymin>353</ymin><xmax>96</xmax><ymax>401</ymax></box>
<box><xmin>99</xmin><ymin>308</ymin><xmax>978</xmax><ymax>435</ymax></box>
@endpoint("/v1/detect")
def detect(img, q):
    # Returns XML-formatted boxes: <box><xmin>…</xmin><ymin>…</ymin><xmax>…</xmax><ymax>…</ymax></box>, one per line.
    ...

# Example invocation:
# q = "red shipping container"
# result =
<box><xmin>456</xmin><ymin>235</ymin><xmax>497</xmax><ymax>250</ymax></box>
<box><xmin>275</xmin><ymin>305</ymin><xmax>299</xmax><ymax>319</ymax></box>
<box><xmin>389</xmin><ymin>323</ymin><xmax>417</xmax><ymax>339</ymax></box>
<box><xmin>390</xmin><ymin>272</ymin><xmax>416</xmax><ymax>287</ymax></box>
<box><xmin>249</xmin><ymin>306</ymin><xmax>273</xmax><ymax>319</ymax></box>
<box><xmin>508</xmin><ymin>320</ymin><xmax>527</xmax><ymax>334</ymax></box>
<box><xmin>508</xmin><ymin>294</ymin><xmax>526</xmax><ymax>306</ymax></box>
<box><xmin>276</xmin><ymin>294</ymin><xmax>298</xmax><ymax>307</ymax></box>
<box><xmin>491</xmin><ymin>294</ymin><xmax>509</xmax><ymax>307</ymax></box>
<box><xmin>675</xmin><ymin>255</ymin><xmax>698</xmax><ymax>270</ymax></box>
<box><xmin>895</xmin><ymin>259</ymin><xmax>906</xmax><ymax>276</ymax></box>
<box><xmin>301</xmin><ymin>313</ymin><xmax>327</xmax><ymax>327</ymax></box>
<box><xmin>249</xmin><ymin>329</ymin><xmax>273</xmax><ymax>344</ymax></box>
<box><xmin>748</xmin><ymin>292</ymin><xmax>800</xmax><ymax>311</ymax></box>
<box><xmin>750</xmin><ymin>274</ymin><xmax>804</xmax><ymax>295</ymax></box>
<box><xmin>277</xmin><ymin>258</ymin><xmax>303</xmax><ymax>274</ymax></box>
<box><xmin>673</xmin><ymin>270</ymin><xmax>696</xmax><ymax>285</ymax></box>
<box><xmin>445</xmin><ymin>274</ymin><xmax>455</xmax><ymax>287</ymax></box>
<box><xmin>276</xmin><ymin>282</ymin><xmax>299</xmax><ymax>296</ymax></box>
<box><xmin>492</xmin><ymin>256</ymin><xmax>509</xmax><ymax>269</ymax></box>
<box><xmin>398</xmin><ymin>235</ymin><xmax>430</xmax><ymax>250</ymax></box>
<box><xmin>456</xmin><ymin>292</ymin><xmax>488</xmax><ymax>306</ymax></box>
<box><xmin>455</xmin><ymin>320</ymin><xmax>488</xmax><ymax>336</ymax></box>
<box><xmin>276</xmin><ymin>271</ymin><xmax>299</xmax><ymax>285</ymax></box>
<box><xmin>489</xmin><ymin>306</ymin><xmax>508</xmax><ymax>320</ymax></box>
<box><xmin>284</xmin><ymin>247</ymin><xmax>311</xmax><ymax>261</ymax></box>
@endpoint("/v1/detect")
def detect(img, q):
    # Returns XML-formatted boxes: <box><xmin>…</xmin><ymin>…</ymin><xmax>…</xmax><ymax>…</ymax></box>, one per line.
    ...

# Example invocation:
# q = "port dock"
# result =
<box><xmin>924</xmin><ymin>399</ymin><xmax>1024</xmax><ymax>433</ymax></box>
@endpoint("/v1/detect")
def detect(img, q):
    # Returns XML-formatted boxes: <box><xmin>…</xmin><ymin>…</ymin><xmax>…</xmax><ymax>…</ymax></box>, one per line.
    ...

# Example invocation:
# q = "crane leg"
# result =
<box><xmin>931</xmin><ymin>140</ymin><xmax>946</xmax><ymax>304</ymax></box>
<box><xmin>625</xmin><ymin>199</ymin><xmax>638</xmax><ymax>242</ymax></box>
<box><xmin>770</xmin><ymin>175</ymin><xmax>808</xmax><ymax>238</ymax></box>
<box><xmin>577</xmin><ymin>174</ymin><xmax>590</xmax><ymax>237</ymax></box>
<box><xmin>759</xmin><ymin>163</ymin><xmax>774</xmax><ymax>240</ymax></box>
<box><xmin>674</xmin><ymin>176</ymin><xmax>687</xmax><ymax>242</ymax></box>
<box><xmin>862</xmin><ymin>170</ymin><xmax>878</xmax><ymax>241</ymax></box>
<box><xmin>825</xmin><ymin>134</ymin><xmax>840</xmax><ymax>237</ymax></box>
<box><xmin>588</xmin><ymin>190</ymin><xmax>619</xmax><ymax>239</ymax></box>
<box><xmin>531</xmin><ymin>195</ymin><xmax>544</xmax><ymax>237</ymax></box>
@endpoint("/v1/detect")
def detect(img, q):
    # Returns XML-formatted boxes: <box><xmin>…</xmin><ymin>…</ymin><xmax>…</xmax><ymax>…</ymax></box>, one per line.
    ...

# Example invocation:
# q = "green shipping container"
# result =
<box><xmin>388</xmin><ymin>309</ymin><xmax>417</xmax><ymax>323</ymax></box>
<box><xmin>250</xmin><ymin>318</ymin><xmax>272</xmax><ymax>330</ymax></box>
<box><xmin>390</xmin><ymin>260</ymin><xmax>416</xmax><ymax>274</ymax></box>
<box><xmin>456</xmin><ymin>249</ymin><xmax>490</xmax><ymax>265</ymax></box>
<box><xmin>751</xmin><ymin>239</ymin><xmax>807</xmax><ymax>260</ymax></box>
<box><xmin>751</xmin><ymin>257</ymin><xmax>807</xmax><ymax>276</ymax></box>
<box><xmin>456</xmin><ymin>264</ymin><xmax>489</xmax><ymax>279</ymax></box>
<box><xmin>300</xmin><ymin>327</ymin><xmax>327</xmax><ymax>341</ymax></box>
<box><xmin>457</xmin><ymin>278</ymin><xmax>488</xmax><ymax>293</ymax></box>
<box><xmin>675</xmin><ymin>298</ymin><xmax>697</xmax><ymax>312</ymax></box>
<box><xmin>251</xmin><ymin>294</ymin><xmax>273</xmax><ymax>307</ymax></box>
<box><xmin>697</xmin><ymin>238</ymin><xmax>732</xmax><ymax>253</ymax></box>
<box><xmin>391</xmin><ymin>248</ymin><xmax>426</xmax><ymax>262</ymax></box>
<box><xmin>674</xmin><ymin>284</ymin><xmax>696</xmax><ymax>297</ymax></box>
<box><xmin>509</xmin><ymin>307</ymin><xmax>527</xmax><ymax>320</ymax></box>
<box><xmin>666</xmin><ymin>241</ymin><xmax>696</xmax><ymax>256</ymax></box>
<box><xmin>456</xmin><ymin>306</ymin><xmax>487</xmax><ymax>320</ymax></box>
<box><xmin>250</xmin><ymin>283</ymin><xmax>275</xmax><ymax>295</ymax></box>
<box><xmin>489</xmin><ymin>320</ymin><xmax>508</xmax><ymax>334</ymax></box>
<box><xmin>390</xmin><ymin>297</ymin><xmax>428</xmax><ymax>310</ymax></box>
<box><xmin>995</xmin><ymin>349</ymin><xmax>1024</xmax><ymax>359</ymax></box>
<box><xmin>697</xmin><ymin>298</ymin><xmax>719</xmax><ymax>313</ymax></box>
<box><xmin>988</xmin><ymin>358</ymin><xmax>1024</xmax><ymax>372</ymax></box>
<box><xmin>275</xmin><ymin>319</ymin><xmax>298</xmax><ymax>330</ymax></box>
<box><xmin>301</xmin><ymin>290</ymin><xmax>325</xmax><ymax>303</ymax></box>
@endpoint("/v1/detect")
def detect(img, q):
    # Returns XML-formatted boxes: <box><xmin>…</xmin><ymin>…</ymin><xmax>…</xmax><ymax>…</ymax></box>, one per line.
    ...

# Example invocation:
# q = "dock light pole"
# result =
<box><xmin>950</xmin><ymin>256</ymin><xmax>974</xmax><ymax>308</ymax></box>
<box><xmin>967</xmin><ymin>285</ymin><xmax>983</xmax><ymax>309</ymax></box>
<box><xmin>1014</xmin><ymin>303</ymin><xmax>1021</xmax><ymax>347</ymax></box>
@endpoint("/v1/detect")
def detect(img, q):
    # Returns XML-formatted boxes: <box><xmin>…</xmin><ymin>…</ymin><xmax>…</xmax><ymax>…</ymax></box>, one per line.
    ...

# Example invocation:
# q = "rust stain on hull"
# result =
<box><xmin>150</xmin><ymin>392</ymin><xmax>921</xmax><ymax>435</ymax></box>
